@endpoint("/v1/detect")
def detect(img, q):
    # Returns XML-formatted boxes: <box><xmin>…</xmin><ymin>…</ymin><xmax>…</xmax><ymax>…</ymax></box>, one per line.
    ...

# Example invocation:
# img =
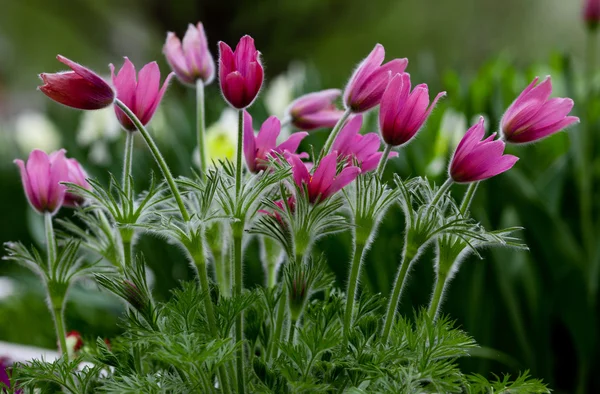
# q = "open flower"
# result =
<box><xmin>379</xmin><ymin>73</ymin><xmax>445</xmax><ymax>146</ymax></box>
<box><xmin>287</xmin><ymin>151</ymin><xmax>360</xmax><ymax>203</ymax></box>
<box><xmin>243</xmin><ymin>111</ymin><xmax>308</xmax><ymax>173</ymax></box>
<box><xmin>219</xmin><ymin>35</ymin><xmax>264</xmax><ymax>109</ymax></box>
<box><xmin>343</xmin><ymin>44</ymin><xmax>408</xmax><ymax>113</ymax></box>
<box><xmin>287</xmin><ymin>89</ymin><xmax>345</xmax><ymax>130</ymax></box>
<box><xmin>110</xmin><ymin>58</ymin><xmax>174</xmax><ymax>131</ymax></box>
<box><xmin>164</xmin><ymin>22</ymin><xmax>215</xmax><ymax>86</ymax></box>
<box><xmin>500</xmin><ymin>77</ymin><xmax>579</xmax><ymax>144</ymax></box>
<box><xmin>332</xmin><ymin>115</ymin><xmax>397</xmax><ymax>172</ymax></box>
<box><xmin>39</xmin><ymin>55</ymin><xmax>114</xmax><ymax>110</ymax></box>
<box><xmin>450</xmin><ymin>117</ymin><xmax>518</xmax><ymax>183</ymax></box>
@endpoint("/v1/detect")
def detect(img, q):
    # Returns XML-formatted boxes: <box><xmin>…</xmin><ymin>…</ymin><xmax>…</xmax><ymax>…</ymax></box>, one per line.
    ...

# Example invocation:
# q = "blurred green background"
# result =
<box><xmin>0</xmin><ymin>0</ymin><xmax>598</xmax><ymax>393</ymax></box>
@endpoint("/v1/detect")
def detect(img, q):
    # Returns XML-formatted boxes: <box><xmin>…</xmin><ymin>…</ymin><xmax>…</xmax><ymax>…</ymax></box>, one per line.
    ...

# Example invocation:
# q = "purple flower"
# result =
<box><xmin>110</xmin><ymin>58</ymin><xmax>174</xmax><ymax>131</ymax></box>
<box><xmin>332</xmin><ymin>115</ymin><xmax>397</xmax><ymax>172</ymax></box>
<box><xmin>500</xmin><ymin>76</ymin><xmax>579</xmax><ymax>144</ymax></box>
<box><xmin>243</xmin><ymin>111</ymin><xmax>308</xmax><ymax>173</ymax></box>
<box><xmin>219</xmin><ymin>35</ymin><xmax>264</xmax><ymax>109</ymax></box>
<box><xmin>584</xmin><ymin>0</ymin><xmax>600</xmax><ymax>28</ymax></box>
<box><xmin>450</xmin><ymin>117</ymin><xmax>518</xmax><ymax>183</ymax></box>
<box><xmin>287</xmin><ymin>89</ymin><xmax>345</xmax><ymax>131</ymax></box>
<box><xmin>39</xmin><ymin>55</ymin><xmax>114</xmax><ymax>110</ymax></box>
<box><xmin>164</xmin><ymin>22</ymin><xmax>215</xmax><ymax>85</ymax></box>
<box><xmin>62</xmin><ymin>157</ymin><xmax>91</xmax><ymax>207</ymax></box>
<box><xmin>379</xmin><ymin>73</ymin><xmax>445</xmax><ymax>146</ymax></box>
<box><xmin>343</xmin><ymin>44</ymin><xmax>408</xmax><ymax>113</ymax></box>
<box><xmin>287</xmin><ymin>151</ymin><xmax>360</xmax><ymax>204</ymax></box>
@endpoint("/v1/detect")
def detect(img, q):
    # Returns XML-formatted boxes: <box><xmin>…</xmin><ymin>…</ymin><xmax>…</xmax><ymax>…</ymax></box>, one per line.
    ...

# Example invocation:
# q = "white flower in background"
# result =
<box><xmin>426</xmin><ymin>108</ymin><xmax>468</xmax><ymax>177</ymax></box>
<box><xmin>13</xmin><ymin>111</ymin><xmax>62</xmax><ymax>154</ymax></box>
<box><xmin>193</xmin><ymin>108</ymin><xmax>238</xmax><ymax>167</ymax></box>
<box><xmin>77</xmin><ymin>107</ymin><xmax>121</xmax><ymax>165</ymax></box>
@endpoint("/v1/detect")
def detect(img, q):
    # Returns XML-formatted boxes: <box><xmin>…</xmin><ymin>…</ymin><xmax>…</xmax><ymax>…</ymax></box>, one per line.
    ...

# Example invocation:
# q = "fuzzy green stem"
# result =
<box><xmin>114</xmin><ymin>99</ymin><xmax>190</xmax><ymax>222</ymax></box>
<box><xmin>122</xmin><ymin>239</ymin><xmax>132</xmax><ymax>268</ymax></box>
<box><xmin>232</xmin><ymin>223</ymin><xmax>246</xmax><ymax>394</ymax></box>
<box><xmin>52</xmin><ymin>305</ymin><xmax>68</xmax><ymax>358</ymax></box>
<box><xmin>288</xmin><ymin>318</ymin><xmax>296</xmax><ymax>343</ymax></box>
<box><xmin>123</xmin><ymin>131</ymin><xmax>134</xmax><ymax>200</ymax></box>
<box><xmin>376</xmin><ymin>144</ymin><xmax>393</xmax><ymax>178</ymax></box>
<box><xmin>430</xmin><ymin>178</ymin><xmax>454</xmax><ymax>207</ymax></box>
<box><xmin>428</xmin><ymin>271</ymin><xmax>448</xmax><ymax>320</ymax></box>
<box><xmin>44</xmin><ymin>213</ymin><xmax>57</xmax><ymax>268</ymax></box>
<box><xmin>459</xmin><ymin>182</ymin><xmax>479</xmax><ymax>215</ymax></box>
<box><xmin>321</xmin><ymin>108</ymin><xmax>352</xmax><ymax>156</ymax></box>
<box><xmin>381</xmin><ymin>242</ymin><xmax>419</xmax><ymax>343</ymax></box>
<box><xmin>235</xmin><ymin>110</ymin><xmax>244</xmax><ymax>202</ymax></box>
<box><xmin>343</xmin><ymin>239</ymin><xmax>367</xmax><ymax>338</ymax></box>
<box><xmin>196</xmin><ymin>80</ymin><xmax>208</xmax><ymax>178</ymax></box>
<box><xmin>268</xmin><ymin>285</ymin><xmax>287</xmax><ymax>362</ymax></box>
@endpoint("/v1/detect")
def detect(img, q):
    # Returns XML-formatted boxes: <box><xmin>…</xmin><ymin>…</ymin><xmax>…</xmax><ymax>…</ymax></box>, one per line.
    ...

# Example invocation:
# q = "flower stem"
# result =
<box><xmin>44</xmin><ymin>213</ymin><xmax>57</xmax><ymax>268</ymax></box>
<box><xmin>375</xmin><ymin>144</ymin><xmax>393</xmax><ymax>178</ymax></box>
<box><xmin>288</xmin><ymin>318</ymin><xmax>296</xmax><ymax>343</ymax></box>
<box><xmin>52</xmin><ymin>305</ymin><xmax>68</xmax><ymax>359</ymax></box>
<box><xmin>430</xmin><ymin>178</ymin><xmax>453</xmax><ymax>206</ymax></box>
<box><xmin>381</xmin><ymin>241</ymin><xmax>419</xmax><ymax>343</ymax></box>
<box><xmin>459</xmin><ymin>182</ymin><xmax>479</xmax><ymax>215</ymax></box>
<box><xmin>235</xmin><ymin>110</ymin><xmax>244</xmax><ymax>202</ymax></box>
<box><xmin>114</xmin><ymin>99</ymin><xmax>190</xmax><ymax>222</ymax></box>
<box><xmin>343</xmin><ymin>239</ymin><xmax>367</xmax><ymax>338</ymax></box>
<box><xmin>232</xmin><ymin>223</ymin><xmax>246</xmax><ymax>394</ymax></box>
<box><xmin>196</xmin><ymin>80</ymin><xmax>208</xmax><ymax>178</ymax></box>
<box><xmin>268</xmin><ymin>285</ymin><xmax>287</xmax><ymax>362</ymax></box>
<box><xmin>321</xmin><ymin>108</ymin><xmax>352</xmax><ymax>156</ymax></box>
<box><xmin>122</xmin><ymin>131</ymin><xmax>135</xmax><ymax>201</ymax></box>
<box><xmin>428</xmin><ymin>271</ymin><xmax>448</xmax><ymax>320</ymax></box>
<box><xmin>122</xmin><ymin>239</ymin><xmax>132</xmax><ymax>268</ymax></box>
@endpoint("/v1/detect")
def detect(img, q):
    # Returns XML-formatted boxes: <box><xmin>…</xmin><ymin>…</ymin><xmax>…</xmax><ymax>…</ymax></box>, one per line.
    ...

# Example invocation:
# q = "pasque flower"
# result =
<box><xmin>39</xmin><ymin>55</ymin><xmax>114</xmax><ymax>110</ymax></box>
<box><xmin>287</xmin><ymin>89</ymin><xmax>345</xmax><ymax>130</ymax></box>
<box><xmin>332</xmin><ymin>115</ymin><xmax>398</xmax><ymax>172</ymax></box>
<box><xmin>110</xmin><ymin>58</ymin><xmax>174</xmax><ymax>131</ymax></box>
<box><xmin>243</xmin><ymin>111</ymin><xmax>308</xmax><ymax>173</ymax></box>
<box><xmin>584</xmin><ymin>0</ymin><xmax>600</xmax><ymax>28</ymax></box>
<box><xmin>450</xmin><ymin>117</ymin><xmax>518</xmax><ymax>183</ymax></box>
<box><xmin>259</xmin><ymin>196</ymin><xmax>296</xmax><ymax>226</ymax></box>
<box><xmin>63</xmin><ymin>157</ymin><xmax>91</xmax><ymax>207</ymax></box>
<box><xmin>379</xmin><ymin>73</ymin><xmax>446</xmax><ymax>146</ymax></box>
<box><xmin>164</xmin><ymin>22</ymin><xmax>215</xmax><ymax>85</ymax></box>
<box><xmin>219</xmin><ymin>35</ymin><xmax>264</xmax><ymax>109</ymax></box>
<box><xmin>500</xmin><ymin>76</ymin><xmax>579</xmax><ymax>144</ymax></box>
<box><xmin>287</xmin><ymin>151</ymin><xmax>360</xmax><ymax>203</ymax></box>
<box><xmin>343</xmin><ymin>44</ymin><xmax>408</xmax><ymax>113</ymax></box>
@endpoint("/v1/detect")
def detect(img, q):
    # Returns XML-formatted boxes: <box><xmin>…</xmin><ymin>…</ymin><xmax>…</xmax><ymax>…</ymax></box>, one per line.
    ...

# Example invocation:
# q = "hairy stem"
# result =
<box><xmin>114</xmin><ymin>99</ymin><xmax>190</xmax><ymax>222</ymax></box>
<box><xmin>44</xmin><ymin>213</ymin><xmax>57</xmax><ymax>268</ymax></box>
<box><xmin>459</xmin><ymin>182</ymin><xmax>479</xmax><ymax>215</ymax></box>
<box><xmin>122</xmin><ymin>131</ymin><xmax>135</xmax><ymax>201</ymax></box>
<box><xmin>427</xmin><ymin>270</ymin><xmax>448</xmax><ymax>320</ymax></box>
<box><xmin>52</xmin><ymin>305</ymin><xmax>68</xmax><ymax>359</ymax></box>
<box><xmin>232</xmin><ymin>223</ymin><xmax>246</xmax><ymax>393</ymax></box>
<box><xmin>343</xmin><ymin>239</ymin><xmax>367</xmax><ymax>338</ymax></box>
<box><xmin>196</xmin><ymin>80</ymin><xmax>208</xmax><ymax>178</ymax></box>
<box><xmin>268</xmin><ymin>285</ymin><xmax>287</xmax><ymax>362</ymax></box>
<box><xmin>235</xmin><ymin>110</ymin><xmax>244</xmax><ymax>202</ymax></box>
<box><xmin>375</xmin><ymin>144</ymin><xmax>393</xmax><ymax>177</ymax></box>
<box><xmin>321</xmin><ymin>108</ymin><xmax>352</xmax><ymax>156</ymax></box>
<box><xmin>430</xmin><ymin>178</ymin><xmax>454</xmax><ymax>207</ymax></box>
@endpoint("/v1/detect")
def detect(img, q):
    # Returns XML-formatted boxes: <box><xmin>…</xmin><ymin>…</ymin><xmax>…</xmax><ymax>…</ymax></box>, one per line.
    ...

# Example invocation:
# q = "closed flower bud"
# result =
<box><xmin>584</xmin><ymin>0</ymin><xmax>600</xmax><ymax>29</ymax></box>
<box><xmin>287</xmin><ymin>89</ymin><xmax>344</xmax><ymax>131</ymax></box>
<box><xmin>164</xmin><ymin>22</ymin><xmax>215</xmax><ymax>86</ymax></box>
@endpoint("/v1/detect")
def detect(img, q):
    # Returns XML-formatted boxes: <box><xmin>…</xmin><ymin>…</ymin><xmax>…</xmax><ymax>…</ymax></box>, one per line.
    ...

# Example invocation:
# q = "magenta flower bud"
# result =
<box><xmin>332</xmin><ymin>115</ymin><xmax>398</xmax><ymax>172</ymax></box>
<box><xmin>584</xmin><ymin>0</ymin><xmax>600</xmax><ymax>29</ymax></box>
<box><xmin>110</xmin><ymin>58</ymin><xmax>175</xmax><ymax>132</ymax></box>
<box><xmin>243</xmin><ymin>110</ymin><xmax>308</xmax><ymax>173</ymax></box>
<box><xmin>286</xmin><ymin>89</ymin><xmax>345</xmax><ymax>131</ymax></box>
<box><xmin>62</xmin><ymin>157</ymin><xmax>91</xmax><ymax>207</ymax></box>
<box><xmin>500</xmin><ymin>76</ymin><xmax>579</xmax><ymax>144</ymax></box>
<box><xmin>286</xmin><ymin>151</ymin><xmax>360</xmax><ymax>204</ymax></box>
<box><xmin>163</xmin><ymin>22</ymin><xmax>215</xmax><ymax>86</ymax></box>
<box><xmin>379</xmin><ymin>73</ymin><xmax>446</xmax><ymax>146</ymax></box>
<box><xmin>14</xmin><ymin>149</ymin><xmax>70</xmax><ymax>215</ymax></box>
<box><xmin>258</xmin><ymin>196</ymin><xmax>296</xmax><ymax>226</ymax></box>
<box><xmin>219</xmin><ymin>35</ymin><xmax>264</xmax><ymax>109</ymax></box>
<box><xmin>39</xmin><ymin>55</ymin><xmax>114</xmax><ymax>110</ymax></box>
<box><xmin>450</xmin><ymin>117</ymin><xmax>518</xmax><ymax>183</ymax></box>
<box><xmin>343</xmin><ymin>44</ymin><xmax>408</xmax><ymax>113</ymax></box>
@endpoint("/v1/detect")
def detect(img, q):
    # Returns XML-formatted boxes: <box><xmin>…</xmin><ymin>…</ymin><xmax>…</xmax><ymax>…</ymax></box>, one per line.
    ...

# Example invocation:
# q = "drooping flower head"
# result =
<box><xmin>332</xmin><ymin>115</ymin><xmax>398</xmax><ymax>172</ymax></box>
<box><xmin>343</xmin><ymin>44</ymin><xmax>408</xmax><ymax>113</ymax></box>
<box><xmin>110</xmin><ymin>58</ymin><xmax>174</xmax><ymax>131</ymax></box>
<box><xmin>286</xmin><ymin>89</ymin><xmax>345</xmax><ymax>130</ymax></box>
<box><xmin>39</xmin><ymin>55</ymin><xmax>114</xmax><ymax>110</ymax></box>
<box><xmin>379</xmin><ymin>73</ymin><xmax>446</xmax><ymax>146</ymax></box>
<box><xmin>164</xmin><ymin>22</ymin><xmax>215</xmax><ymax>86</ymax></box>
<box><xmin>584</xmin><ymin>0</ymin><xmax>600</xmax><ymax>29</ymax></box>
<box><xmin>450</xmin><ymin>117</ymin><xmax>518</xmax><ymax>183</ymax></box>
<box><xmin>219</xmin><ymin>35</ymin><xmax>264</xmax><ymax>109</ymax></box>
<box><xmin>286</xmin><ymin>151</ymin><xmax>360</xmax><ymax>204</ymax></box>
<box><xmin>243</xmin><ymin>111</ymin><xmax>308</xmax><ymax>173</ymax></box>
<box><xmin>500</xmin><ymin>76</ymin><xmax>579</xmax><ymax>144</ymax></box>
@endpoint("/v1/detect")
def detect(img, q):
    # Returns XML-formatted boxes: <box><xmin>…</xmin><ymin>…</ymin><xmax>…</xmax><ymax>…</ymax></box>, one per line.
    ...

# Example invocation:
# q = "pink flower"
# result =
<box><xmin>332</xmin><ymin>115</ymin><xmax>398</xmax><ymax>172</ymax></box>
<box><xmin>14</xmin><ymin>149</ymin><xmax>70</xmax><ymax>215</ymax></box>
<box><xmin>163</xmin><ymin>22</ymin><xmax>215</xmax><ymax>86</ymax></box>
<box><xmin>39</xmin><ymin>55</ymin><xmax>114</xmax><ymax>110</ymax></box>
<box><xmin>243</xmin><ymin>111</ymin><xmax>308</xmax><ymax>173</ymax></box>
<box><xmin>287</xmin><ymin>151</ymin><xmax>361</xmax><ymax>204</ymax></box>
<box><xmin>584</xmin><ymin>0</ymin><xmax>600</xmax><ymax>27</ymax></box>
<box><xmin>343</xmin><ymin>44</ymin><xmax>408</xmax><ymax>113</ymax></box>
<box><xmin>63</xmin><ymin>157</ymin><xmax>91</xmax><ymax>207</ymax></box>
<box><xmin>450</xmin><ymin>117</ymin><xmax>518</xmax><ymax>183</ymax></box>
<box><xmin>110</xmin><ymin>58</ymin><xmax>174</xmax><ymax>131</ymax></box>
<box><xmin>219</xmin><ymin>35</ymin><xmax>264</xmax><ymax>109</ymax></box>
<box><xmin>379</xmin><ymin>73</ymin><xmax>445</xmax><ymax>146</ymax></box>
<box><xmin>500</xmin><ymin>77</ymin><xmax>579</xmax><ymax>144</ymax></box>
<box><xmin>259</xmin><ymin>196</ymin><xmax>296</xmax><ymax>226</ymax></box>
<box><xmin>287</xmin><ymin>89</ymin><xmax>345</xmax><ymax>130</ymax></box>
